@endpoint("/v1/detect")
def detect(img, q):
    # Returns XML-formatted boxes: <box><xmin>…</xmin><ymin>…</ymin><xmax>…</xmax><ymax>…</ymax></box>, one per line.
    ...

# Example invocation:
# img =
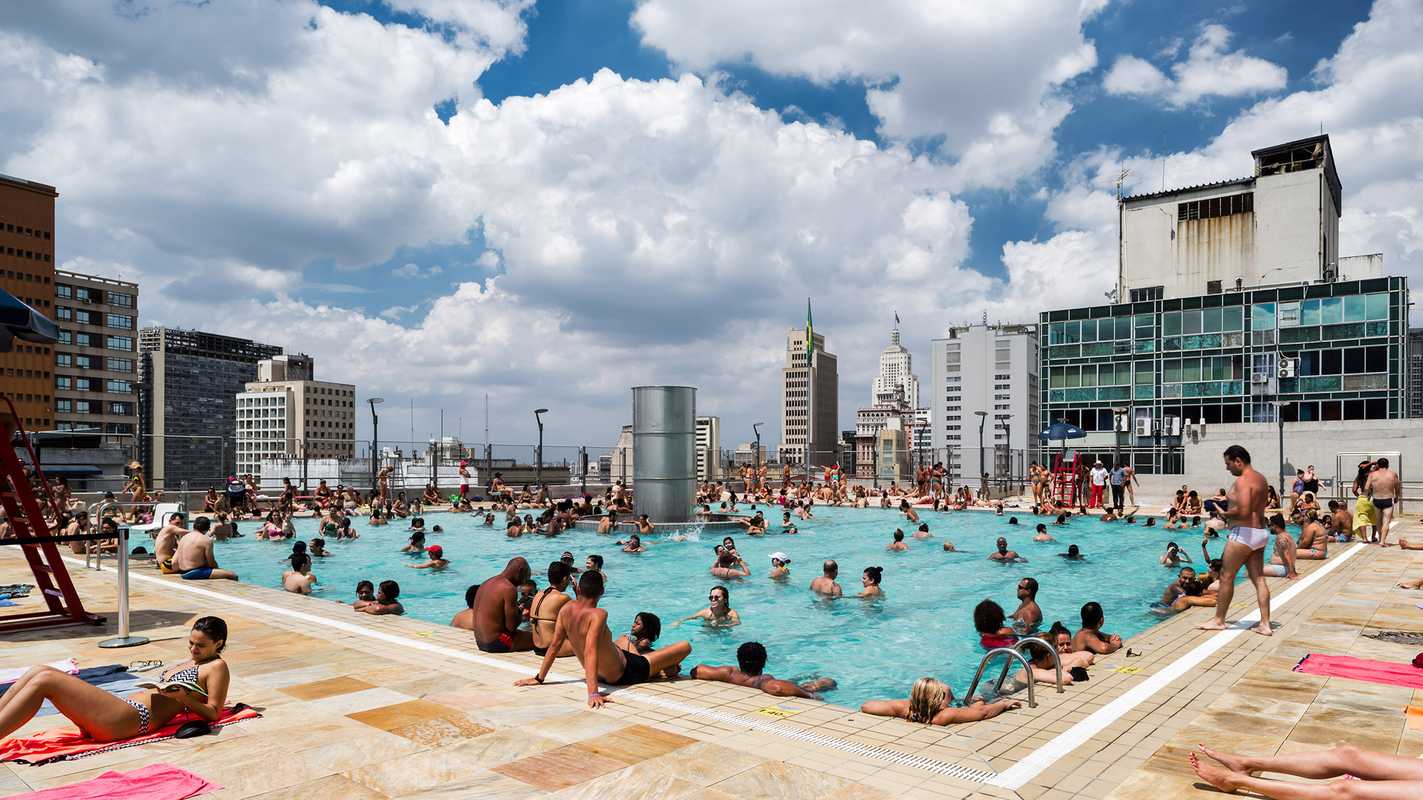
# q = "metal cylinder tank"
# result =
<box><xmin>632</xmin><ymin>386</ymin><xmax>696</xmax><ymax>523</ymax></box>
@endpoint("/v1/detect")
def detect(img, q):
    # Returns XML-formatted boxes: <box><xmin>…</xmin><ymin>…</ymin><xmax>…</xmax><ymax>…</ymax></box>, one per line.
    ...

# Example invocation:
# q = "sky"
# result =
<box><xmin>3</xmin><ymin>0</ymin><xmax>1418</xmax><ymax>454</ymax></box>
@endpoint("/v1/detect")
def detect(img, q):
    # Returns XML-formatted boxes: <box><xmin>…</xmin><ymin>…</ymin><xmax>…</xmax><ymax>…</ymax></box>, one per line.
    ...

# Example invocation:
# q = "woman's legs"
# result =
<box><xmin>646</xmin><ymin>641</ymin><xmax>692</xmax><ymax>676</ymax></box>
<box><xmin>1198</xmin><ymin>744</ymin><xmax>1423</xmax><ymax>781</ymax></box>
<box><xmin>0</xmin><ymin>666</ymin><xmax>143</xmax><ymax>740</ymax></box>
<box><xmin>1193</xmin><ymin>753</ymin><xmax>1423</xmax><ymax>800</ymax></box>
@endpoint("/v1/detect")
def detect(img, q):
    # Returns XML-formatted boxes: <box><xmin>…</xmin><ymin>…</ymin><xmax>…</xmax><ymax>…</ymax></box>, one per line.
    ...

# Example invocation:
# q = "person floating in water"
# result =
<box><xmin>860</xmin><ymin>677</ymin><xmax>1020</xmax><ymax>726</ymax></box>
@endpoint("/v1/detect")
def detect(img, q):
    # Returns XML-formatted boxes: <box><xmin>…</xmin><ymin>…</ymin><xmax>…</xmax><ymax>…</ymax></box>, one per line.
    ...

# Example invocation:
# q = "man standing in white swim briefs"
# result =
<box><xmin>1198</xmin><ymin>445</ymin><xmax>1272</xmax><ymax>636</ymax></box>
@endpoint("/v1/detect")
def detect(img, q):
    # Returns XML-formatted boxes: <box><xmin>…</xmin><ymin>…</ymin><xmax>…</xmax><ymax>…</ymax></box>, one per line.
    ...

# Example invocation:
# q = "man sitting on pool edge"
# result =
<box><xmin>690</xmin><ymin>641</ymin><xmax>836</xmax><ymax>699</ymax></box>
<box><xmin>473</xmin><ymin>557</ymin><xmax>536</xmax><ymax>652</ymax></box>
<box><xmin>515</xmin><ymin>570</ymin><xmax>691</xmax><ymax>707</ymax></box>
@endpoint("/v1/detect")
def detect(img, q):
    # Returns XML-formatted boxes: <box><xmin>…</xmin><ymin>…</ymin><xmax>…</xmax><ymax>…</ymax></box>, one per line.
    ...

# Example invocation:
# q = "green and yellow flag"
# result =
<box><xmin>805</xmin><ymin>298</ymin><xmax>813</xmax><ymax>364</ymax></box>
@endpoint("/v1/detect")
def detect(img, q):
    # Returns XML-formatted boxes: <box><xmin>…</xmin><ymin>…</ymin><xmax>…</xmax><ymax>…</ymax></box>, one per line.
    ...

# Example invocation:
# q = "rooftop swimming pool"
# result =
<box><xmin>217</xmin><ymin>506</ymin><xmax>1284</xmax><ymax>708</ymax></box>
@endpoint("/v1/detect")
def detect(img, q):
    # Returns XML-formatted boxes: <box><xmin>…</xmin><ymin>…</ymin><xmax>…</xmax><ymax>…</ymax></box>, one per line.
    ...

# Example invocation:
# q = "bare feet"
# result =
<box><xmin>1196</xmin><ymin>619</ymin><xmax>1228</xmax><ymax>631</ymax></box>
<box><xmin>1190</xmin><ymin>753</ymin><xmax>1244</xmax><ymax>792</ymax></box>
<box><xmin>1196</xmin><ymin>744</ymin><xmax>1252</xmax><ymax>774</ymax></box>
<box><xmin>1251</xmin><ymin>622</ymin><xmax>1273</xmax><ymax>637</ymax></box>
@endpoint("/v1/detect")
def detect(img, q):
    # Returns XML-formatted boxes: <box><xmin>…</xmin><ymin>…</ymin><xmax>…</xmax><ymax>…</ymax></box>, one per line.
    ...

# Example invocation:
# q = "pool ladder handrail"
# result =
<box><xmin>964</xmin><ymin>636</ymin><xmax>1065</xmax><ymax>709</ymax></box>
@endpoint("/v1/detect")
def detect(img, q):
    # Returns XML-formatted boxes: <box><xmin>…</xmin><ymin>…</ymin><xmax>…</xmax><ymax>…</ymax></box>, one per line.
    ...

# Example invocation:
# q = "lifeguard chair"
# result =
<box><xmin>1050</xmin><ymin>449</ymin><xmax>1083</xmax><ymax>506</ymax></box>
<box><xmin>0</xmin><ymin>397</ymin><xmax>103</xmax><ymax>632</ymax></box>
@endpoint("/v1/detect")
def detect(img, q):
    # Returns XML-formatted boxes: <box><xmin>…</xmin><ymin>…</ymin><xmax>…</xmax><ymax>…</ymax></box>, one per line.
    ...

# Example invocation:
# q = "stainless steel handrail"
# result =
<box><xmin>965</xmin><ymin>647</ymin><xmax>1037</xmax><ymax>709</ymax></box>
<box><xmin>1007</xmin><ymin>636</ymin><xmax>1064</xmax><ymax>694</ymax></box>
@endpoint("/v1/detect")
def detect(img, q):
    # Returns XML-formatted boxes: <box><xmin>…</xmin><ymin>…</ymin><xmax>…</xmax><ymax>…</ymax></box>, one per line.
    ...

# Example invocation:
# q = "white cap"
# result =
<box><xmin>769</xmin><ymin>552</ymin><xmax>790</xmax><ymax>563</ymax></box>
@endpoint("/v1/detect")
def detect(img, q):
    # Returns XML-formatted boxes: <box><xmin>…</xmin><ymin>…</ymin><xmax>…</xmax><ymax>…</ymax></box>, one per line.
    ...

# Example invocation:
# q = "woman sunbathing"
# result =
<box><xmin>0</xmin><ymin>617</ymin><xmax>230</xmax><ymax>742</ymax></box>
<box><xmin>1191</xmin><ymin>743</ymin><xmax>1423</xmax><ymax>799</ymax></box>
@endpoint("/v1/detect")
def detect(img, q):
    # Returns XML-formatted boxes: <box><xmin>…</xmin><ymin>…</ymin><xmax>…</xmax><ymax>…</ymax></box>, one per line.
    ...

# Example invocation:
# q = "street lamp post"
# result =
<box><xmin>1111</xmin><ymin>406</ymin><xmax>1128</xmax><ymax>469</ymax></box>
<box><xmin>1275</xmin><ymin>401</ymin><xmax>1289</xmax><ymax>502</ymax></box>
<box><xmin>534</xmin><ymin>408</ymin><xmax>548</xmax><ymax>490</ymax></box>
<box><xmin>753</xmin><ymin>422</ymin><xmax>763</xmax><ymax>494</ymax></box>
<box><xmin>368</xmin><ymin>397</ymin><xmax>385</xmax><ymax>491</ymax></box>
<box><xmin>974</xmin><ymin>410</ymin><xmax>988</xmax><ymax>493</ymax></box>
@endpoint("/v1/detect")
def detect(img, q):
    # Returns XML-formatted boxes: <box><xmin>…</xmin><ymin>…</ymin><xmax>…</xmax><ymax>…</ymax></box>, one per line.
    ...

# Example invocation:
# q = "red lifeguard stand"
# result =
<box><xmin>1050</xmin><ymin>449</ymin><xmax>1082</xmax><ymax>506</ymax></box>
<box><xmin>0</xmin><ymin>397</ymin><xmax>103</xmax><ymax>632</ymax></box>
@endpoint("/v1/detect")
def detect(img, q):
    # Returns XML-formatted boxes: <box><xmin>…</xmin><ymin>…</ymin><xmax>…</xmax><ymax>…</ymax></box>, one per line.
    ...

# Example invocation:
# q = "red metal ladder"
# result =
<box><xmin>1050</xmin><ymin>451</ymin><xmax>1081</xmax><ymax>507</ymax></box>
<box><xmin>0</xmin><ymin>397</ymin><xmax>103</xmax><ymax>632</ymax></box>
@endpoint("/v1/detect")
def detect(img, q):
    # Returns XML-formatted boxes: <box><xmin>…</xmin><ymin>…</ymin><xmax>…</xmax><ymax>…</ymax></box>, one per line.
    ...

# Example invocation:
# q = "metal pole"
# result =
<box><xmin>1277</xmin><ymin>406</ymin><xmax>1286</xmax><ymax>501</ymax></box>
<box><xmin>99</xmin><ymin>524</ymin><xmax>149</xmax><ymax>649</ymax></box>
<box><xmin>753</xmin><ymin>422</ymin><xmax>763</xmax><ymax>495</ymax></box>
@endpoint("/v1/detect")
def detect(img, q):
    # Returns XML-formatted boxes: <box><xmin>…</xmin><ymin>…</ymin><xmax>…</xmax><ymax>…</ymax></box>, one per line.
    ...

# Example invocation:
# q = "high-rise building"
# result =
<box><xmin>694</xmin><ymin>415</ymin><xmax>721</xmax><ymax>482</ymax></box>
<box><xmin>139</xmin><ymin>327</ymin><xmax>281</xmax><ymax>489</ymax></box>
<box><xmin>931</xmin><ymin>323</ymin><xmax>1039</xmax><ymax>480</ymax></box>
<box><xmin>0</xmin><ymin>174</ymin><xmax>58</xmax><ymax>430</ymax></box>
<box><xmin>873</xmin><ymin>326</ymin><xmax>919</xmax><ymax>409</ymax></box>
<box><xmin>778</xmin><ymin>327</ymin><xmax>838</xmax><ymax>467</ymax></box>
<box><xmin>53</xmin><ymin>270</ymin><xmax>138</xmax><ymax>441</ymax></box>
<box><xmin>1041</xmin><ymin>135</ymin><xmax>1408</xmax><ymax>476</ymax></box>
<box><xmin>1408</xmin><ymin>327</ymin><xmax>1423</xmax><ymax>418</ymax></box>
<box><xmin>235</xmin><ymin>355</ymin><xmax>356</xmax><ymax>480</ymax></box>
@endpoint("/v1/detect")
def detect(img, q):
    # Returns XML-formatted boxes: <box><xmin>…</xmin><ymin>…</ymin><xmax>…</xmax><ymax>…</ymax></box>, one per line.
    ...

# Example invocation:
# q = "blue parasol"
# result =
<box><xmin>1038</xmin><ymin>421</ymin><xmax>1085</xmax><ymax>442</ymax></box>
<box><xmin>0</xmin><ymin>288</ymin><xmax>58</xmax><ymax>353</ymax></box>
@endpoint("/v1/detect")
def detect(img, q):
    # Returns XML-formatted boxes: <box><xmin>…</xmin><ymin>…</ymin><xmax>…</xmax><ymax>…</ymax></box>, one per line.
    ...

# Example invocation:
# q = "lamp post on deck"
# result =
<box><xmin>974</xmin><ymin>410</ymin><xmax>988</xmax><ymax>492</ymax></box>
<box><xmin>367</xmin><ymin>397</ymin><xmax>384</xmax><ymax>491</ymax></box>
<box><xmin>533</xmin><ymin>408</ymin><xmax>548</xmax><ymax>490</ymax></box>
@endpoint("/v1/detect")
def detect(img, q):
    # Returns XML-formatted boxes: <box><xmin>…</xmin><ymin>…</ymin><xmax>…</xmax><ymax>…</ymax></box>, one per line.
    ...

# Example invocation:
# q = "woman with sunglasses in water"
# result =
<box><xmin>0</xmin><ymin>617</ymin><xmax>231</xmax><ymax>742</ymax></box>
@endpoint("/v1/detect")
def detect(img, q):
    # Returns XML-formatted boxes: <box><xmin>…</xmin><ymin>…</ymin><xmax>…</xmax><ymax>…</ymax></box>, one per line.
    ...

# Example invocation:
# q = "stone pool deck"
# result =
<box><xmin>0</xmin><ymin>520</ymin><xmax>1419</xmax><ymax>799</ymax></box>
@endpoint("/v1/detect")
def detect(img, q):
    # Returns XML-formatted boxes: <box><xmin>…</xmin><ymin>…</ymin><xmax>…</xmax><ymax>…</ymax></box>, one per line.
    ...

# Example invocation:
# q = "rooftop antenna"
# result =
<box><xmin>484</xmin><ymin>393</ymin><xmax>489</xmax><ymax>449</ymax></box>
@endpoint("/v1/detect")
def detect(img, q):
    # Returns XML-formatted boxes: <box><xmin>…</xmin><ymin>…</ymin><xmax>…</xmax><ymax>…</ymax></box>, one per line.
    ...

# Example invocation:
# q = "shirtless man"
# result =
<box><xmin>691</xmin><ymin>641</ymin><xmax>835</xmax><ymax>699</ymax></box>
<box><xmin>283</xmin><ymin>554</ymin><xmax>316</xmax><ymax>594</ymax></box>
<box><xmin>154</xmin><ymin>512</ymin><xmax>189</xmax><ymax>572</ymax></box>
<box><xmin>1199</xmin><ymin>445</ymin><xmax>1271</xmax><ymax>636</ymax></box>
<box><xmin>1296</xmin><ymin>512</ymin><xmax>1328</xmax><ymax>560</ymax></box>
<box><xmin>1366</xmin><ymin>457</ymin><xmax>1401</xmax><ymax>546</ymax></box>
<box><xmin>988</xmin><ymin>537</ymin><xmax>1025</xmax><ymax>562</ymax></box>
<box><xmin>515</xmin><ymin>571</ymin><xmax>692</xmax><ymax>707</ymax></box>
<box><xmin>172</xmin><ymin>518</ymin><xmax>238</xmax><ymax>580</ymax></box>
<box><xmin>810</xmin><ymin>560</ymin><xmax>843</xmax><ymax>598</ymax></box>
<box><xmin>1010</xmin><ymin>577</ymin><xmax>1042</xmax><ymax>632</ymax></box>
<box><xmin>887</xmin><ymin>529</ymin><xmax>909</xmax><ymax>551</ymax></box>
<box><xmin>472</xmin><ymin>557</ymin><xmax>536</xmax><ymax>652</ymax></box>
<box><xmin>912</xmin><ymin>522</ymin><xmax>931</xmax><ymax>540</ymax></box>
<box><xmin>635</xmin><ymin>514</ymin><xmax>654</xmax><ymax>536</ymax></box>
<box><xmin>450</xmin><ymin>584</ymin><xmax>479</xmax><ymax>630</ymax></box>
<box><xmin>1073</xmin><ymin>601</ymin><xmax>1122</xmax><ymax>654</ymax></box>
<box><xmin>1328</xmin><ymin>500</ymin><xmax>1353</xmax><ymax>540</ymax></box>
<box><xmin>1033</xmin><ymin>523</ymin><xmax>1055</xmax><ymax>543</ymax></box>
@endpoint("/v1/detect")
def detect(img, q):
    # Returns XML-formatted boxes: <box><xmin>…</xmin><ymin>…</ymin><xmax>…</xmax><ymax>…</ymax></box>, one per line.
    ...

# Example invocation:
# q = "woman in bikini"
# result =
<box><xmin>0</xmin><ymin>617</ymin><xmax>231</xmax><ymax>743</ymax></box>
<box><xmin>529</xmin><ymin>561</ymin><xmax>575</xmax><ymax>657</ymax></box>
<box><xmin>860</xmin><ymin>677</ymin><xmax>1020</xmax><ymax>726</ymax></box>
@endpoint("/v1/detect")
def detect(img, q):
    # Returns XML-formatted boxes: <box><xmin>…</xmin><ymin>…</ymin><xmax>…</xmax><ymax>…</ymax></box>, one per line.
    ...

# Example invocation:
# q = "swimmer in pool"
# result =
<box><xmin>1033</xmin><ymin>523</ymin><xmax>1054</xmax><ymax>542</ymax></box>
<box><xmin>678</xmin><ymin>584</ymin><xmax>741</xmax><ymax>627</ymax></box>
<box><xmin>1059</xmin><ymin>544</ymin><xmax>1085</xmax><ymax>560</ymax></box>
<box><xmin>691</xmin><ymin>642</ymin><xmax>836</xmax><ymax>700</ymax></box>
<box><xmin>768</xmin><ymin>553</ymin><xmax>791</xmax><ymax>579</ymax></box>
<box><xmin>596</xmin><ymin>513</ymin><xmax>615</xmax><ymax>535</ymax></box>
<box><xmin>1160</xmin><ymin>541</ymin><xmax>1192</xmax><ymax>567</ymax></box>
<box><xmin>710</xmin><ymin>551</ymin><xmax>750</xmax><ymax>579</ymax></box>
<box><xmin>887</xmin><ymin>529</ymin><xmax>908</xmax><ymax>551</ymax></box>
<box><xmin>900</xmin><ymin>500</ymin><xmax>919</xmax><ymax>524</ymax></box>
<box><xmin>1009</xmin><ymin>577</ymin><xmax>1041</xmax><ymax>632</ymax></box>
<box><xmin>810</xmin><ymin>560</ymin><xmax>842</xmax><ymax>598</ymax></box>
<box><xmin>988</xmin><ymin>537</ymin><xmax>1025</xmax><ymax>562</ymax></box>
<box><xmin>858</xmin><ymin>566</ymin><xmax>884</xmax><ymax>598</ymax></box>
<box><xmin>860</xmin><ymin>677</ymin><xmax>1020</xmax><ymax>726</ymax></box>
<box><xmin>620</xmin><ymin>534</ymin><xmax>646</xmax><ymax>553</ymax></box>
<box><xmin>913</xmin><ymin>522</ymin><xmax>931</xmax><ymax>540</ymax></box>
<box><xmin>941</xmin><ymin>540</ymin><xmax>958</xmax><ymax>552</ymax></box>
<box><xmin>1073</xmin><ymin>601</ymin><xmax>1122</xmax><ymax>655</ymax></box>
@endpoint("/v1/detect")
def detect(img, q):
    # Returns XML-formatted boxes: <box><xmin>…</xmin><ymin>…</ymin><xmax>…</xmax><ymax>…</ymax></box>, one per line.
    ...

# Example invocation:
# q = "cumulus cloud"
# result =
<box><xmin>1104</xmin><ymin>24</ymin><xmax>1287</xmax><ymax>107</ymax></box>
<box><xmin>632</xmin><ymin>0</ymin><xmax>1103</xmax><ymax>189</ymax></box>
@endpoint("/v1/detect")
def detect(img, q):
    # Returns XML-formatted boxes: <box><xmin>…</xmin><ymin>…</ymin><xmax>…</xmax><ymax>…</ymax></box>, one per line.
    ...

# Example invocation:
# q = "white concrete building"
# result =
<box><xmin>873</xmin><ymin>327</ymin><xmax>919</xmax><ymax>409</ymax></box>
<box><xmin>733</xmin><ymin>442</ymin><xmax>767</xmax><ymax>467</ymax></box>
<box><xmin>1119</xmin><ymin>136</ymin><xmax>1376</xmax><ymax>302</ymax></box>
<box><xmin>695</xmin><ymin>415</ymin><xmax>721</xmax><ymax>482</ymax></box>
<box><xmin>778</xmin><ymin>327</ymin><xmax>838</xmax><ymax>467</ymax></box>
<box><xmin>930</xmin><ymin>323</ymin><xmax>1039</xmax><ymax>480</ymax></box>
<box><xmin>235</xmin><ymin>355</ymin><xmax>355</xmax><ymax>480</ymax></box>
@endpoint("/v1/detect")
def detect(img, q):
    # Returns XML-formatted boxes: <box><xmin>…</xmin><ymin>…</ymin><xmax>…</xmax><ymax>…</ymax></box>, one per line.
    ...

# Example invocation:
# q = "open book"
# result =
<box><xmin>135</xmin><ymin>678</ymin><xmax>204</xmax><ymax>695</ymax></box>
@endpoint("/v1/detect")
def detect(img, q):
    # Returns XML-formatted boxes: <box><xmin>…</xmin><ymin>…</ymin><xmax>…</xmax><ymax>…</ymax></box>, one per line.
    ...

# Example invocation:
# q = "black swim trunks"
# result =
<box><xmin>611</xmin><ymin>651</ymin><xmax>651</xmax><ymax>686</ymax></box>
<box><xmin>1372</xmin><ymin>497</ymin><xmax>1394</xmax><ymax>510</ymax></box>
<box><xmin>532</xmin><ymin>646</ymin><xmax>547</xmax><ymax>657</ymax></box>
<box><xmin>476</xmin><ymin>632</ymin><xmax>513</xmax><ymax>653</ymax></box>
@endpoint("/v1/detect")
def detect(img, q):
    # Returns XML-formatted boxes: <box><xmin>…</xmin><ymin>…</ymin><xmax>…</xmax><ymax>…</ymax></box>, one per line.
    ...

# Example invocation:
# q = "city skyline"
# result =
<box><xmin>2</xmin><ymin>0</ymin><xmax>1417</xmax><ymax>448</ymax></box>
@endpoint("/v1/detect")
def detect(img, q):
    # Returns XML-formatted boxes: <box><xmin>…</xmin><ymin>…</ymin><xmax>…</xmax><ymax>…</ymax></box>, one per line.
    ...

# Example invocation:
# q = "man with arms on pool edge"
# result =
<box><xmin>515</xmin><ymin>570</ymin><xmax>691</xmax><ymax>708</ymax></box>
<box><xmin>1198</xmin><ymin>445</ymin><xmax>1271</xmax><ymax>636</ymax></box>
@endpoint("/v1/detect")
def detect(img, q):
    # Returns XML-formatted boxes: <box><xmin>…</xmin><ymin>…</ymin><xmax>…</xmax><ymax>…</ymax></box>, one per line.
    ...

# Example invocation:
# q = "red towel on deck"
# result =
<box><xmin>0</xmin><ymin>763</ymin><xmax>219</xmax><ymax>800</ymax></box>
<box><xmin>1293</xmin><ymin>654</ymin><xmax>1423</xmax><ymax>690</ymax></box>
<box><xmin>0</xmin><ymin>705</ymin><xmax>259</xmax><ymax>766</ymax></box>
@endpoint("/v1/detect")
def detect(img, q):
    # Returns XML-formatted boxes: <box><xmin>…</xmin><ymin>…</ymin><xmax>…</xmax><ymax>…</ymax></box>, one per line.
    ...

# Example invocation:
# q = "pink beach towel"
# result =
<box><xmin>1293</xmin><ymin>654</ymin><xmax>1423</xmax><ymax>690</ymax></box>
<box><xmin>0</xmin><ymin>763</ymin><xmax>219</xmax><ymax>800</ymax></box>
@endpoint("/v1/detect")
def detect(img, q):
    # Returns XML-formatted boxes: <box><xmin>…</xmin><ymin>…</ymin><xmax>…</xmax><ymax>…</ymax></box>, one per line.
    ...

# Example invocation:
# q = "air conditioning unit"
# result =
<box><xmin>1251</xmin><ymin>373</ymin><xmax>1270</xmax><ymax>384</ymax></box>
<box><xmin>1135</xmin><ymin>418</ymin><xmax>1151</xmax><ymax>437</ymax></box>
<box><xmin>1278</xmin><ymin>358</ymin><xmax>1297</xmax><ymax>379</ymax></box>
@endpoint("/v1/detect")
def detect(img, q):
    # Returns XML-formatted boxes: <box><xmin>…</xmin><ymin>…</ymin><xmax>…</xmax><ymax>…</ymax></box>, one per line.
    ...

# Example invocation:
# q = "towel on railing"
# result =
<box><xmin>0</xmin><ymin>705</ymin><xmax>259</xmax><ymax>765</ymax></box>
<box><xmin>0</xmin><ymin>763</ymin><xmax>219</xmax><ymax>800</ymax></box>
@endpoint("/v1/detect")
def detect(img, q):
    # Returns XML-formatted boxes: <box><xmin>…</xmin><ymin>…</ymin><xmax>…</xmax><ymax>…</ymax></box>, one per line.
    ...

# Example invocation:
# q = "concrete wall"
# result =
<box><xmin>1132</xmin><ymin>419</ymin><xmax>1422</xmax><ymax>504</ymax></box>
<box><xmin>1253</xmin><ymin>170</ymin><xmax>1328</xmax><ymax>287</ymax></box>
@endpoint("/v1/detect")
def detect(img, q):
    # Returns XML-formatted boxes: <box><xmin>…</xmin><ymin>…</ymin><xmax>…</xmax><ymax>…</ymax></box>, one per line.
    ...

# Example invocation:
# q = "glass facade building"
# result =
<box><xmin>1039</xmin><ymin>276</ymin><xmax>1409</xmax><ymax>474</ymax></box>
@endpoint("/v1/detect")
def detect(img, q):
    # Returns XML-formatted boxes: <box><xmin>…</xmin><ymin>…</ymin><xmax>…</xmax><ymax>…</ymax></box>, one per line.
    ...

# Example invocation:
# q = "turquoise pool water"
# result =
<box><xmin>215</xmin><ymin>506</ymin><xmax>1280</xmax><ymax>708</ymax></box>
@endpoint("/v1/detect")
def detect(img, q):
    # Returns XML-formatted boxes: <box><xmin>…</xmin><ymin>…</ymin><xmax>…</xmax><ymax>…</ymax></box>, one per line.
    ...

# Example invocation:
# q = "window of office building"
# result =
<box><xmin>106</xmin><ymin>335</ymin><xmax>133</xmax><ymax>351</ymax></box>
<box><xmin>108</xmin><ymin>357</ymin><xmax>133</xmax><ymax>373</ymax></box>
<box><xmin>56</xmin><ymin>284</ymin><xmax>72</xmax><ymax>299</ymax></box>
<box><xmin>106</xmin><ymin>313</ymin><xmax>133</xmax><ymax>329</ymax></box>
<box><xmin>108</xmin><ymin>292</ymin><xmax>134</xmax><ymax>308</ymax></box>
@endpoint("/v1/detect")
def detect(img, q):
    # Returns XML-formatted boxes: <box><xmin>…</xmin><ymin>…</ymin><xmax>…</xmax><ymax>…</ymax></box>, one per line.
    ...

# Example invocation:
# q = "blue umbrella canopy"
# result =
<box><xmin>1038</xmin><ymin>421</ymin><xmax>1085</xmax><ymax>442</ymax></box>
<box><xmin>0</xmin><ymin>288</ymin><xmax>58</xmax><ymax>352</ymax></box>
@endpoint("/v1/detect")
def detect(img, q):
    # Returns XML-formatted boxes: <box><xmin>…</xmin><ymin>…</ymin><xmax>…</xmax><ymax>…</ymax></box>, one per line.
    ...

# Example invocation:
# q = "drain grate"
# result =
<box><xmin>1363</xmin><ymin>630</ymin><xmax>1423</xmax><ymax>646</ymax></box>
<box><xmin>621</xmin><ymin>689</ymin><xmax>999</xmax><ymax>784</ymax></box>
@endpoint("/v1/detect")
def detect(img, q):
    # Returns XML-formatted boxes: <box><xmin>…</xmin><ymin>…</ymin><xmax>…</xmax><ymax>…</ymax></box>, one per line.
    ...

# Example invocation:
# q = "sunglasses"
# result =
<box><xmin>708</xmin><ymin>594</ymin><xmax>723</xmax><ymax>601</ymax></box>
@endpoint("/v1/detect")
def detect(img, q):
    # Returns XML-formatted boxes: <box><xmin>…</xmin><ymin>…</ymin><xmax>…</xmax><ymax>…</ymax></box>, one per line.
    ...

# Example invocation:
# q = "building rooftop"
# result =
<box><xmin>0</xmin><ymin>172</ymin><xmax>58</xmax><ymax>198</ymax></box>
<box><xmin>1120</xmin><ymin>175</ymin><xmax>1253</xmax><ymax>204</ymax></box>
